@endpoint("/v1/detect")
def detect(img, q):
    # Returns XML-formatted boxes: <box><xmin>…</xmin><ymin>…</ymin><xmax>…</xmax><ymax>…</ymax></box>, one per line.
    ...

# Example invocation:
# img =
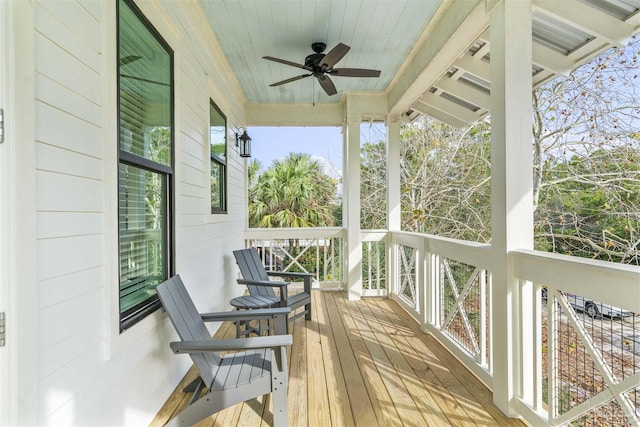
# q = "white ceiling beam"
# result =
<box><xmin>433</xmin><ymin>77</ymin><xmax>490</xmax><ymax>110</ymax></box>
<box><xmin>533</xmin><ymin>0</ymin><xmax>635</xmax><ymax>47</ymax></box>
<box><xmin>454</xmin><ymin>54</ymin><xmax>491</xmax><ymax>81</ymax></box>
<box><xmin>245</xmin><ymin>103</ymin><xmax>344</xmax><ymax>126</ymax></box>
<box><xmin>417</xmin><ymin>92</ymin><xmax>481</xmax><ymax>123</ymax></box>
<box><xmin>532</xmin><ymin>41</ymin><xmax>575</xmax><ymax>76</ymax></box>
<box><xmin>388</xmin><ymin>0</ymin><xmax>489</xmax><ymax>116</ymax></box>
<box><xmin>411</xmin><ymin>102</ymin><xmax>470</xmax><ymax>128</ymax></box>
<box><xmin>343</xmin><ymin>93</ymin><xmax>388</xmax><ymax>117</ymax></box>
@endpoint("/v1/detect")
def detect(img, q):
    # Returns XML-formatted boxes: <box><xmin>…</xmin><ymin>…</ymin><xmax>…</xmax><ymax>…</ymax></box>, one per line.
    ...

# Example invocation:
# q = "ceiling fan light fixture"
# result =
<box><xmin>263</xmin><ymin>42</ymin><xmax>381</xmax><ymax>96</ymax></box>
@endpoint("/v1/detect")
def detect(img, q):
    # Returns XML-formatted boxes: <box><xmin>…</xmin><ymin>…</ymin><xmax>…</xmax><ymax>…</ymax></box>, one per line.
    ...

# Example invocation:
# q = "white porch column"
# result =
<box><xmin>1</xmin><ymin>1</ymin><xmax>38</xmax><ymax>425</ymax></box>
<box><xmin>489</xmin><ymin>0</ymin><xmax>534</xmax><ymax>416</ymax></box>
<box><xmin>345</xmin><ymin>113</ymin><xmax>362</xmax><ymax>300</ymax></box>
<box><xmin>386</xmin><ymin>115</ymin><xmax>401</xmax><ymax>232</ymax></box>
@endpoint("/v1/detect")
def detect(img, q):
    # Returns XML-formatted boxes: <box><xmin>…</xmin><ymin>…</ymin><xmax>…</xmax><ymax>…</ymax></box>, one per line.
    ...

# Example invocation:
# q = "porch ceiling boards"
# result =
<box><xmin>198</xmin><ymin>0</ymin><xmax>640</xmax><ymax>128</ymax></box>
<box><xmin>199</xmin><ymin>0</ymin><xmax>442</xmax><ymax>105</ymax></box>
<box><xmin>151</xmin><ymin>291</ymin><xmax>526</xmax><ymax>426</ymax></box>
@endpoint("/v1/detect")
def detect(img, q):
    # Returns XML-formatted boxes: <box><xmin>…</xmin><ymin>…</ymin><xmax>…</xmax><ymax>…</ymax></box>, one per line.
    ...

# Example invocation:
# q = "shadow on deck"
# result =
<box><xmin>151</xmin><ymin>291</ymin><xmax>526</xmax><ymax>426</ymax></box>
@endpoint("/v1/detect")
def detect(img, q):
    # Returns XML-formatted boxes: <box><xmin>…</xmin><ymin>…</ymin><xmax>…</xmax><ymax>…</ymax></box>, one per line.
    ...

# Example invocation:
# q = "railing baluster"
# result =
<box><xmin>479</xmin><ymin>269</ymin><xmax>487</xmax><ymax>367</ymax></box>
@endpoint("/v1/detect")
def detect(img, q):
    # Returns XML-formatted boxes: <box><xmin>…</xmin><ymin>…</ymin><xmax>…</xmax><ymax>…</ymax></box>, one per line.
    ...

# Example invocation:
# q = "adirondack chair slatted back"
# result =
<box><xmin>157</xmin><ymin>275</ymin><xmax>221</xmax><ymax>388</ymax></box>
<box><xmin>233</xmin><ymin>248</ymin><xmax>275</xmax><ymax>298</ymax></box>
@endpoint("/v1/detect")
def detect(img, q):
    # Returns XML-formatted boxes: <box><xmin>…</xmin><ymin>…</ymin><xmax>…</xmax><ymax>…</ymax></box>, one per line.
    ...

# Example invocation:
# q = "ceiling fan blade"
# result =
<box><xmin>269</xmin><ymin>74</ymin><xmax>312</xmax><ymax>87</ymax></box>
<box><xmin>330</xmin><ymin>68</ymin><xmax>381</xmax><ymax>78</ymax></box>
<box><xmin>320</xmin><ymin>43</ymin><xmax>350</xmax><ymax>69</ymax></box>
<box><xmin>263</xmin><ymin>56</ymin><xmax>311</xmax><ymax>71</ymax></box>
<box><xmin>317</xmin><ymin>75</ymin><xmax>337</xmax><ymax>96</ymax></box>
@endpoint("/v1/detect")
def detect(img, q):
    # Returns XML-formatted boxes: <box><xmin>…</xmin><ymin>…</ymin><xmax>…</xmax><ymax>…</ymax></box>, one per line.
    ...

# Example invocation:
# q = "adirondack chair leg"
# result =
<box><xmin>165</xmin><ymin>392</ymin><xmax>225</xmax><ymax>427</ymax></box>
<box><xmin>271</xmin><ymin>348</ymin><xmax>289</xmax><ymax>427</ymax></box>
<box><xmin>303</xmin><ymin>275</ymin><xmax>312</xmax><ymax>321</ymax></box>
<box><xmin>182</xmin><ymin>376</ymin><xmax>204</xmax><ymax>393</ymax></box>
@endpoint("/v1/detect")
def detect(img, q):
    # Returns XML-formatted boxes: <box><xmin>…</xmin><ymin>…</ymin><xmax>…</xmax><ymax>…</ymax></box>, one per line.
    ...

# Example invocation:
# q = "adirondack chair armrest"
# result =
<box><xmin>200</xmin><ymin>307</ymin><xmax>291</xmax><ymax>322</ymax></box>
<box><xmin>237</xmin><ymin>278</ymin><xmax>288</xmax><ymax>288</ymax></box>
<box><xmin>266</xmin><ymin>271</ymin><xmax>313</xmax><ymax>293</ymax></box>
<box><xmin>170</xmin><ymin>335</ymin><xmax>293</xmax><ymax>354</ymax></box>
<box><xmin>266</xmin><ymin>271</ymin><xmax>314</xmax><ymax>279</ymax></box>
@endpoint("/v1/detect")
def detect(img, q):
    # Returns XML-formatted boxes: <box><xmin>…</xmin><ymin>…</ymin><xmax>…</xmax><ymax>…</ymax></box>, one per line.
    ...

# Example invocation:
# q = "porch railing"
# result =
<box><xmin>242</xmin><ymin>227</ymin><xmax>640</xmax><ymax>426</ymax></box>
<box><xmin>243</xmin><ymin>227</ymin><xmax>345</xmax><ymax>289</ymax></box>
<box><xmin>512</xmin><ymin>249</ymin><xmax>640</xmax><ymax>426</ymax></box>
<box><xmin>389</xmin><ymin>231</ymin><xmax>493</xmax><ymax>384</ymax></box>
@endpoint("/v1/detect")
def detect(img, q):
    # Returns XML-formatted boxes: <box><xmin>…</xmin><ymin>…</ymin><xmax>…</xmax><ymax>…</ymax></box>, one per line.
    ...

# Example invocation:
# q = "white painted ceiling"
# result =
<box><xmin>199</xmin><ymin>0</ymin><xmax>443</xmax><ymax>104</ymax></box>
<box><xmin>199</xmin><ymin>0</ymin><xmax>640</xmax><ymax>126</ymax></box>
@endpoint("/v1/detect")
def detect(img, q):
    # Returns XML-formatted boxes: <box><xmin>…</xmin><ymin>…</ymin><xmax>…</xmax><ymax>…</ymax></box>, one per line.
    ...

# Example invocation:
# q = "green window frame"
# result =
<box><xmin>210</xmin><ymin>100</ymin><xmax>227</xmax><ymax>213</ymax></box>
<box><xmin>117</xmin><ymin>0</ymin><xmax>174</xmax><ymax>331</ymax></box>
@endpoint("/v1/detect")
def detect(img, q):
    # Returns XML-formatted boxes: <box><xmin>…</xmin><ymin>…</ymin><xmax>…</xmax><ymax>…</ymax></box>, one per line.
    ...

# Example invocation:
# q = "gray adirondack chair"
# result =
<box><xmin>233</xmin><ymin>248</ymin><xmax>313</xmax><ymax>324</ymax></box>
<box><xmin>157</xmin><ymin>275</ymin><xmax>292</xmax><ymax>426</ymax></box>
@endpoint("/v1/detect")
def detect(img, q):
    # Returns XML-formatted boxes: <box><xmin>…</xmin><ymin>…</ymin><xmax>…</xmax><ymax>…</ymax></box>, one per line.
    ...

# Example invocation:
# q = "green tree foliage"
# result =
<box><xmin>536</xmin><ymin>146</ymin><xmax>640</xmax><ymax>263</ymax></box>
<box><xmin>402</xmin><ymin>117</ymin><xmax>492</xmax><ymax>242</ymax></box>
<box><xmin>532</xmin><ymin>35</ymin><xmax>640</xmax><ymax>264</ymax></box>
<box><xmin>360</xmin><ymin>138</ymin><xmax>387</xmax><ymax>230</ymax></box>
<box><xmin>248</xmin><ymin>153</ymin><xmax>339</xmax><ymax>228</ymax></box>
<box><xmin>358</xmin><ymin>37</ymin><xmax>639</xmax><ymax>265</ymax></box>
<box><xmin>401</xmin><ymin>118</ymin><xmax>492</xmax><ymax>242</ymax></box>
<box><xmin>359</xmin><ymin>117</ymin><xmax>492</xmax><ymax>241</ymax></box>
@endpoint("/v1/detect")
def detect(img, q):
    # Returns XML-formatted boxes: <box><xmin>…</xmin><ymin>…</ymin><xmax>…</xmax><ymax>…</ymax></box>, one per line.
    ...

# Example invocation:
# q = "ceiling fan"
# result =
<box><xmin>263</xmin><ymin>42</ymin><xmax>381</xmax><ymax>96</ymax></box>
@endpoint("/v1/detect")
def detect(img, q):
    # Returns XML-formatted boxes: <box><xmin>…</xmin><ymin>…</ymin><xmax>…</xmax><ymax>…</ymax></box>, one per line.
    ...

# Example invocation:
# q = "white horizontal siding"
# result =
<box><xmin>27</xmin><ymin>0</ymin><xmax>248</xmax><ymax>425</ymax></box>
<box><xmin>35</xmin><ymin>102</ymin><xmax>102</xmax><ymax>158</ymax></box>
<box><xmin>35</xmin><ymin>33</ymin><xmax>101</xmax><ymax>105</ymax></box>
<box><xmin>37</xmin><ymin>265</ymin><xmax>103</xmax><ymax>309</ymax></box>
<box><xmin>35</xmin><ymin>74</ymin><xmax>102</xmax><ymax>126</ymax></box>
<box><xmin>36</xmin><ymin>234</ymin><xmax>104</xmax><ymax>283</ymax></box>
<box><xmin>36</xmin><ymin>143</ymin><xmax>103</xmax><ymax>180</ymax></box>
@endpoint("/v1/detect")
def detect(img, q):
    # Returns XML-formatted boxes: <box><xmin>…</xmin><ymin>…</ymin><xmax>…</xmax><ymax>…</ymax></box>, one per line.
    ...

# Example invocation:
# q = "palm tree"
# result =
<box><xmin>249</xmin><ymin>153</ymin><xmax>338</xmax><ymax>228</ymax></box>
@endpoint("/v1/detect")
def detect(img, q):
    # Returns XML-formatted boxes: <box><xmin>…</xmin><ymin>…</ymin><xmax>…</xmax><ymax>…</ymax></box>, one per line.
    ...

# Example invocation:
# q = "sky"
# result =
<box><xmin>248</xmin><ymin>126</ymin><xmax>344</xmax><ymax>176</ymax></box>
<box><xmin>248</xmin><ymin>123</ymin><xmax>387</xmax><ymax>175</ymax></box>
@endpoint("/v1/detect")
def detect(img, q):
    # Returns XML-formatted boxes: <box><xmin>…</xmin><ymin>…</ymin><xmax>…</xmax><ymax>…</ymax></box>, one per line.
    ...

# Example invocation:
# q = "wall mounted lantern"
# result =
<box><xmin>236</xmin><ymin>129</ymin><xmax>252</xmax><ymax>158</ymax></box>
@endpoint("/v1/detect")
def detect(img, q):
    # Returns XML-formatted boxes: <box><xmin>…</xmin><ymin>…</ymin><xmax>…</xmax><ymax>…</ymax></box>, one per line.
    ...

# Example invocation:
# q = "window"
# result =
<box><xmin>117</xmin><ymin>0</ymin><xmax>173</xmax><ymax>331</ymax></box>
<box><xmin>210</xmin><ymin>100</ymin><xmax>227</xmax><ymax>213</ymax></box>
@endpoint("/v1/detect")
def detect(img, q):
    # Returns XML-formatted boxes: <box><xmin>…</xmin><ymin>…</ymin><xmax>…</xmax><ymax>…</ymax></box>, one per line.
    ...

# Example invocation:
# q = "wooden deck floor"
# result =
<box><xmin>151</xmin><ymin>291</ymin><xmax>526</xmax><ymax>427</ymax></box>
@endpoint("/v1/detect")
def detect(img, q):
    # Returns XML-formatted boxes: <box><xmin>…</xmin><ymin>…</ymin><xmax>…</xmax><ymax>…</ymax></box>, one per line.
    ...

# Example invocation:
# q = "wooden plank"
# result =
<box><xmin>382</xmin><ymin>299</ymin><xmax>525</xmax><ymax>426</ymax></box>
<box><xmin>152</xmin><ymin>292</ymin><xmax>525</xmax><ymax>427</ymax></box>
<box><xmin>305</xmin><ymin>292</ymin><xmax>330</xmax><ymax>427</ymax></box>
<box><xmin>314</xmin><ymin>291</ymin><xmax>355</xmax><ymax>427</ymax></box>
<box><xmin>381</xmin><ymin>298</ymin><xmax>492</xmax><ymax>425</ymax></box>
<box><xmin>364</xmin><ymin>299</ymin><xmax>468</xmax><ymax>427</ymax></box>
<box><xmin>339</xmin><ymin>296</ymin><xmax>403</xmax><ymax>426</ymax></box>
<box><xmin>325</xmin><ymin>292</ymin><xmax>379</xmax><ymax>426</ymax></box>
<box><xmin>235</xmin><ymin>395</ymin><xmax>267</xmax><ymax>427</ymax></box>
<box><xmin>149</xmin><ymin>366</ymin><xmax>200</xmax><ymax>427</ymax></box>
<box><xmin>287</xmin><ymin>315</ymin><xmax>308</xmax><ymax>426</ymax></box>
<box><xmin>357</xmin><ymin>299</ymin><xmax>451</xmax><ymax>427</ymax></box>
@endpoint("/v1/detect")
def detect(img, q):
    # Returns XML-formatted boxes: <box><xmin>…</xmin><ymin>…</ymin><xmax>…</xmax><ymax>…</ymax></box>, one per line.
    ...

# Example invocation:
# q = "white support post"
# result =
<box><xmin>387</xmin><ymin>115</ymin><xmax>401</xmax><ymax>232</ymax></box>
<box><xmin>489</xmin><ymin>0</ymin><xmax>534</xmax><ymax>416</ymax></box>
<box><xmin>429</xmin><ymin>253</ymin><xmax>440</xmax><ymax>329</ymax></box>
<box><xmin>2</xmin><ymin>1</ymin><xmax>38</xmax><ymax>425</ymax></box>
<box><xmin>387</xmin><ymin>114</ymin><xmax>401</xmax><ymax>300</ymax></box>
<box><xmin>345</xmin><ymin>114</ymin><xmax>362</xmax><ymax>300</ymax></box>
<box><xmin>417</xmin><ymin>238</ymin><xmax>428</xmax><ymax>330</ymax></box>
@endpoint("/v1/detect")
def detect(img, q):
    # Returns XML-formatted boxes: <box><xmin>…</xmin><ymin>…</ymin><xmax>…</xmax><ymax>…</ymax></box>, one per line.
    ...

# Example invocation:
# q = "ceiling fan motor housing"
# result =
<box><xmin>263</xmin><ymin>41</ymin><xmax>380</xmax><ymax>96</ymax></box>
<box><xmin>305</xmin><ymin>53</ymin><xmax>326</xmax><ymax>74</ymax></box>
<box><xmin>311</xmin><ymin>42</ymin><xmax>326</xmax><ymax>53</ymax></box>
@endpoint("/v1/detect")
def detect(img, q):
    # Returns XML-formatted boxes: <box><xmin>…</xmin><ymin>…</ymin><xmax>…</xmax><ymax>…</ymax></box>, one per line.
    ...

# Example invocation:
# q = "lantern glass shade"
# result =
<box><xmin>238</xmin><ymin>131</ymin><xmax>251</xmax><ymax>158</ymax></box>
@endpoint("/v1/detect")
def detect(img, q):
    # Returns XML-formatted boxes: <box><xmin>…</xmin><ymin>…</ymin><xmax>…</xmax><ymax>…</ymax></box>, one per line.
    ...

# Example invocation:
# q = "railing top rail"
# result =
<box><xmin>391</xmin><ymin>230</ymin><xmax>490</xmax><ymax>248</ymax></box>
<box><xmin>512</xmin><ymin>248</ymin><xmax>640</xmax><ymax>313</ymax></box>
<box><xmin>244</xmin><ymin>227</ymin><xmax>345</xmax><ymax>240</ymax></box>
<box><xmin>390</xmin><ymin>230</ymin><xmax>491</xmax><ymax>268</ymax></box>
<box><xmin>360</xmin><ymin>230</ymin><xmax>388</xmax><ymax>242</ymax></box>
